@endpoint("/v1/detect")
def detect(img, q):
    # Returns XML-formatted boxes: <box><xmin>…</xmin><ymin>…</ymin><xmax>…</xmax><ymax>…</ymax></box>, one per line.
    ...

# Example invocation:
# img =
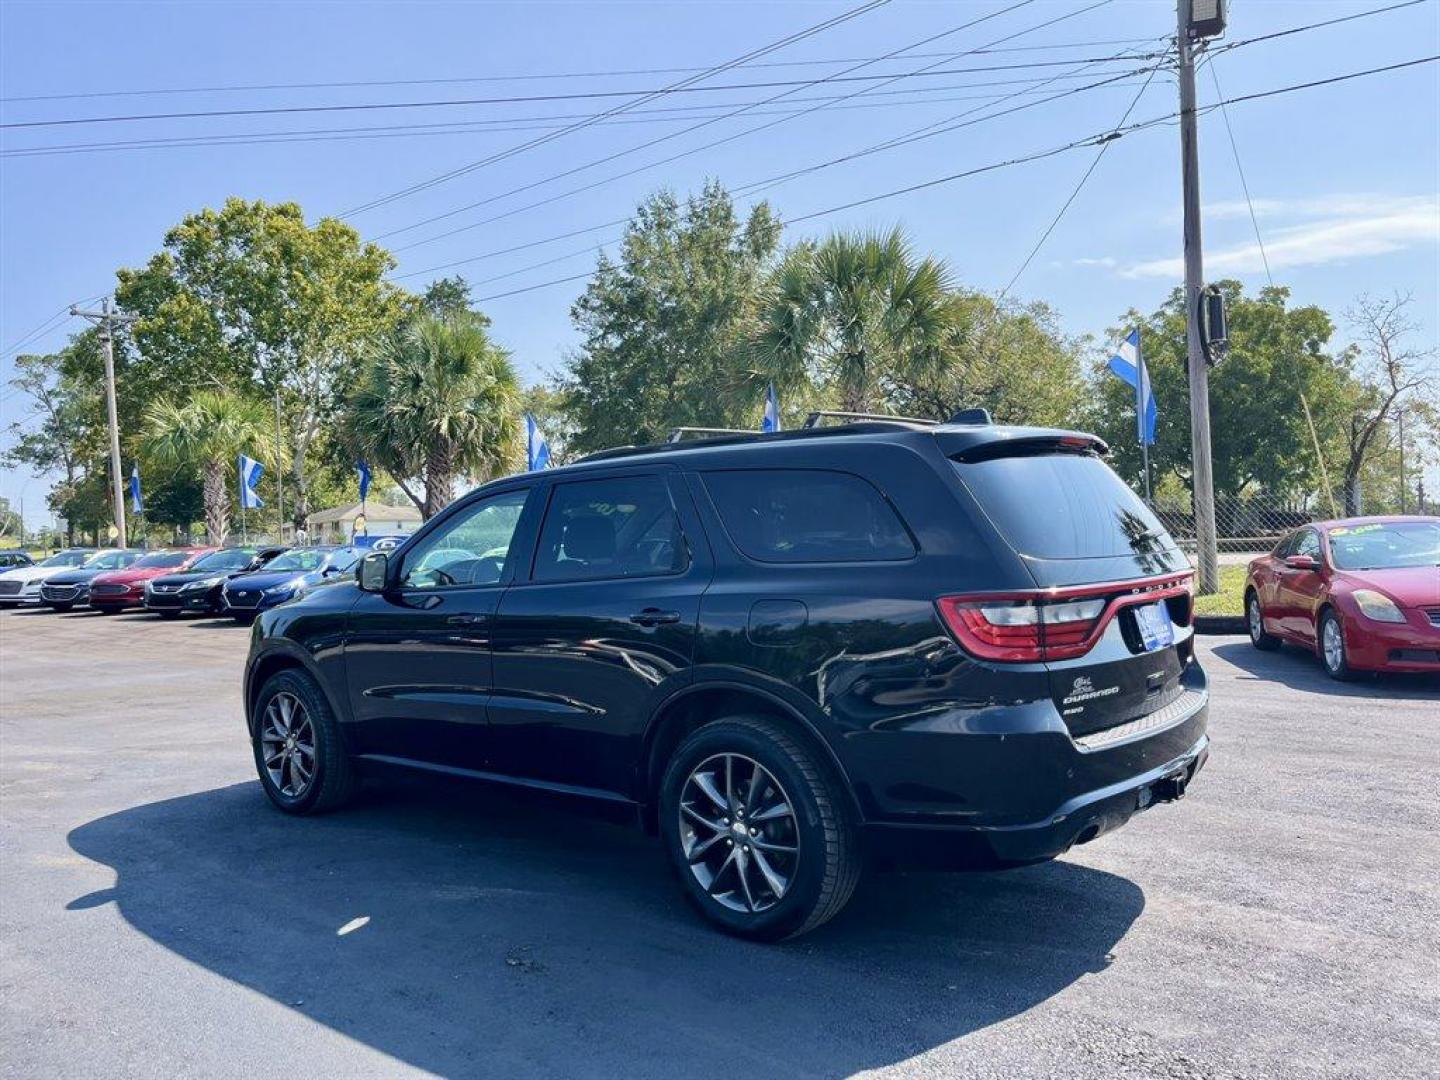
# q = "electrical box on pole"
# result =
<box><xmin>1200</xmin><ymin>285</ymin><xmax>1229</xmax><ymax>364</ymax></box>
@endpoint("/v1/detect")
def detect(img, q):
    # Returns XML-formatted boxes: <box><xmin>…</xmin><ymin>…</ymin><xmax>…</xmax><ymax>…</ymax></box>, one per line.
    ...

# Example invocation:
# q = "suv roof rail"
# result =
<box><xmin>576</xmin><ymin>418</ymin><xmax>930</xmax><ymax>464</ymax></box>
<box><xmin>802</xmin><ymin>410</ymin><xmax>938</xmax><ymax>429</ymax></box>
<box><xmin>667</xmin><ymin>426</ymin><xmax>758</xmax><ymax>442</ymax></box>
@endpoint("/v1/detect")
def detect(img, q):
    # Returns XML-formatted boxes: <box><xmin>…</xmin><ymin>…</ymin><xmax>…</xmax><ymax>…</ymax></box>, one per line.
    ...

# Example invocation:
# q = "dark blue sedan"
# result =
<box><xmin>220</xmin><ymin>546</ymin><xmax>359</xmax><ymax>622</ymax></box>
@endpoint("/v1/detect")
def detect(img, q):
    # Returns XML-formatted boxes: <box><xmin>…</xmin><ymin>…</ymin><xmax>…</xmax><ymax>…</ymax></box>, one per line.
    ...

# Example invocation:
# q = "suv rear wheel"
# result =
<box><xmin>659</xmin><ymin>716</ymin><xmax>860</xmax><ymax>941</ymax></box>
<box><xmin>252</xmin><ymin>670</ymin><xmax>359</xmax><ymax>814</ymax></box>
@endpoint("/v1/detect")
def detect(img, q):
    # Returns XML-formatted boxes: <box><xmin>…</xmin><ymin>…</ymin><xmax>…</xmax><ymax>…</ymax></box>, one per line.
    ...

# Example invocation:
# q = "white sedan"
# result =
<box><xmin>0</xmin><ymin>548</ymin><xmax>101</xmax><ymax>607</ymax></box>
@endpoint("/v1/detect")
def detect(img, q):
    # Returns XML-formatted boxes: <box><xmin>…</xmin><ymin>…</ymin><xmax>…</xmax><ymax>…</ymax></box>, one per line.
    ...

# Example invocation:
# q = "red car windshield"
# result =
<box><xmin>135</xmin><ymin>551</ymin><xmax>194</xmax><ymax>569</ymax></box>
<box><xmin>1328</xmin><ymin>521</ymin><xmax>1440</xmax><ymax>570</ymax></box>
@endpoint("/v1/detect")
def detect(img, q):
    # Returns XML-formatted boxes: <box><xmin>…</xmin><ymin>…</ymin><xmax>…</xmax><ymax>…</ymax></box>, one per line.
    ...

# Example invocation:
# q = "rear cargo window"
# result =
<box><xmin>953</xmin><ymin>452</ymin><xmax>1177</xmax><ymax>560</ymax></box>
<box><xmin>703</xmin><ymin>469</ymin><xmax>915</xmax><ymax>563</ymax></box>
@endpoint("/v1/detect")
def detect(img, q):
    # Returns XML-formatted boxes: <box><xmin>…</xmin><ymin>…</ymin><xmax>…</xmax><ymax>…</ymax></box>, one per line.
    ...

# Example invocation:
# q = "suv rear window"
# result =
<box><xmin>953</xmin><ymin>452</ymin><xmax>1176</xmax><ymax>560</ymax></box>
<box><xmin>703</xmin><ymin>469</ymin><xmax>915</xmax><ymax>563</ymax></box>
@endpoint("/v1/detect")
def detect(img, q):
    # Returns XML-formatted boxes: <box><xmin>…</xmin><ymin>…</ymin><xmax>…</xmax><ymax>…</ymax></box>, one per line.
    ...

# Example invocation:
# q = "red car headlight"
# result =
<box><xmin>1351</xmin><ymin>589</ymin><xmax>1406</xmax><ymax>624</ymax></box>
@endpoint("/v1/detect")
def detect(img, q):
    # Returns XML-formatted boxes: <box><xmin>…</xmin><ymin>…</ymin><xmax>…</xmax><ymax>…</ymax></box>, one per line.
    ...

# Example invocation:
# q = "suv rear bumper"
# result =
<box><xmin>863</xmin><ymin>731</ymin><xmax>1209</xmax><ymax>869</ymax></box>
<box><xmin>844</xmin><ymin>664</ymin><xmax>1209</xmax><ymax>869</ymax></box>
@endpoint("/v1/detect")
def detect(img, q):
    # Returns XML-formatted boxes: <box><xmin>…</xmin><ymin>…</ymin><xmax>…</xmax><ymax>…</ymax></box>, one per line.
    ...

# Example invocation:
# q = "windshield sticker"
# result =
<box><xmin>1329</xmin><ymin>524</ymin><xmax>1384</xmax><ymax>536</ymax></box>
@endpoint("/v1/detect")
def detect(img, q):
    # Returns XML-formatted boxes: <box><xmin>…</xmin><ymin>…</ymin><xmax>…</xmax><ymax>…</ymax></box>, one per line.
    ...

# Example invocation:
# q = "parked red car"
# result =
<box><xmin>1245</xmin><ymin>516</ymin><xmax>1440</xmax><ymax>679</ymax></box>
<box><xmin>89</xmin><ymin>548</ymin><xmax>215</xmax><ymax>613</ymax></box>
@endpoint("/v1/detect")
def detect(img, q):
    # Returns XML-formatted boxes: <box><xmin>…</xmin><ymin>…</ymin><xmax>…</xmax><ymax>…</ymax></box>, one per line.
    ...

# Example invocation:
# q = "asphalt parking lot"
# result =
<box><xmin>1</xmin><ymin>607</ymin><xmax>1436</xmax><ymax>1079</ymax></box>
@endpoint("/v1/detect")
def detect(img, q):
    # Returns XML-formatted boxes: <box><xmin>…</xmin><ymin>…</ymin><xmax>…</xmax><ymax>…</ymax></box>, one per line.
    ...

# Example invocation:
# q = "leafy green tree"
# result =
<box><xmin>142</xmin><ymin>391</ymin><xmax>276</xmax><ymax>544</ymax></box>
<box><xmin>881</xmin><ymin>291</ymin><xmax>1084</xmax><ymax>426</ymax></box>
<box><xmin>563</xmin><ymin>183</ymin><xmax>782</xmax><ymax>454</ymax></box>
<box><xmin>3</xmin><ymin>337</ymin><xmax>111</xmax><ymax>545</ymax></box>
<box><xmin>1087</xmin><ymin>282</ymin><xmax>1349</xmax><ymax>500</ymax></box>
<box><xmin>116</xmin><ymin>198</ymin><xmax>408</xmax><ymax>529</ymax></box>
<box><xmin>344</xmin><ymin>311</ymin><xmax>521</xmax><ymax>518</ymax></box>
<box><xmin>0</xmin><ymin>496</ymin><xmax>22</xmax><ymax>540</ymax></box>
<box><xmin>137</xmin><ymin>467</ymin><xmax>204</xmax><ymax>538</ymax></box>
<box><xmin>419</xmin><ymin>276</ymin><xmax>482</xmax><ymax>320</ymax></box>
<box><xmin>750</xmin><ymin>228</ymin><xmax>954</xmax><ymax>414</ymax></box>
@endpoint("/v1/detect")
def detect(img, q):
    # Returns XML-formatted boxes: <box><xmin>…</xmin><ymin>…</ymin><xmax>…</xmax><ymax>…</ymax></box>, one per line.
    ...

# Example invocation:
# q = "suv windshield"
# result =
<box><xmin>192</xmin><ymin>548</ymin><xmax>257</xmax><ymax>572</ymax></box>
<box><xmin>954</xmin><ymin>452</ymin><xmax>1177</xmax><ymax>560</ymax></box>
<box><xmin>1328</xmin><ymin>521</ymin><xmax>1440</xmax><ymax>570</ymax></box>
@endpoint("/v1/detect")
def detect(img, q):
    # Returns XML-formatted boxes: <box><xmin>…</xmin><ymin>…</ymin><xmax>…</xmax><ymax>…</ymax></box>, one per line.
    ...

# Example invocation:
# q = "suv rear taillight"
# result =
<box><xmin>936</xmin><ymin>573</ymin><xmax>1193</xmax><ymax>662</ymax></box>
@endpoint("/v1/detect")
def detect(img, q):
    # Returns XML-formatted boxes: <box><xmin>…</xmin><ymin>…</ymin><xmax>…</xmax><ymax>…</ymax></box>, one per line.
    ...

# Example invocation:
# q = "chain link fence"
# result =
<box><xmin>1148</xmin><ymin>485</ymin><xmax>1439</xmax><ymax>563</ymax></box>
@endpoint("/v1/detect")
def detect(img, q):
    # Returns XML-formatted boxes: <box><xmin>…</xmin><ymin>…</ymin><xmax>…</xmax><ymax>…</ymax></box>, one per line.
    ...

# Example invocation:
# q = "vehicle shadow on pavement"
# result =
<box><xmin>1212</xmin><ymin>641</ymin><xmax>1440</xmax><ymax>698</ymax></box>
<box><xmin>67</xmin><ymin>780</ymin><xmax>1143</xmax><ymax>1079</ymax></box>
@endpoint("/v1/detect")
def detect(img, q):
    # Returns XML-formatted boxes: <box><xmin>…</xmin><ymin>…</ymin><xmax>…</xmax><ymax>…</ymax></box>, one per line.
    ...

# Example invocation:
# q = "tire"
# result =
<box><xmin>1246</xmin><ymin>591</ymin><xmax>1280</xmax><ymax>651</ymax></box>
<box><xmin>1318</xmin><ymin>609</ymin><xmax>1356</xmax><ymax>681</ymax></box>
<box><xmin>659</xmin><ymin>715</ymin><xmax>861</xmax><ymax>942</ymax></box>
<box><xmin>251</xmin><ymin>669</ymin><xmax>359</xmax><ymax>814</ymax></box>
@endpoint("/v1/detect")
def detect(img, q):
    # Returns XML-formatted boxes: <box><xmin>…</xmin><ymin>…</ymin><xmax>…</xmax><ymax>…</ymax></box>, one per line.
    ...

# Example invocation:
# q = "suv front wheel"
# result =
<box><xmin>659</xmin><ymin>716</ymin><xmax>860</xmax><ymax>941</ymax></box>
<box><xmin>252</xmin><ymin>669</ymin><xmax>359</xmax><ymax>814</ymax></box>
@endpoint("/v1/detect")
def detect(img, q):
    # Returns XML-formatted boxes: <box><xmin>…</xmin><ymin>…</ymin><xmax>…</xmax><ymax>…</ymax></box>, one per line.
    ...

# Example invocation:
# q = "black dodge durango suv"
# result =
<box><xmin>244</xmin><ymin>415</ymin><xmax>1208</xmax><ymax>940</ymax></box>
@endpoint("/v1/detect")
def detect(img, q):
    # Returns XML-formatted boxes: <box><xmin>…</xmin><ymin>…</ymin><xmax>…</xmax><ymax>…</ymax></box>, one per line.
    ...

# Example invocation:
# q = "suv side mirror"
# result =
<box><xmin>357</xmin><ymin>551</ymin><xmax>390</xmax><ymax>592</ymax></box>
<box><xmin>1283</xmin><ymin>554</ymin><xmax>1320</xmax><ymax>572</ymax></box>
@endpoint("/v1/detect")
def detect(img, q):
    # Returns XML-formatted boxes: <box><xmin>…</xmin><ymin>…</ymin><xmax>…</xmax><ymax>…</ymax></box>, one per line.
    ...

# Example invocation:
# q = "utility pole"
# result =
<box><xmin>71</xmin><ymin>298</ymin><xmax>136</xmax><ymax>549</ymax></box>
<box><xmin>1177</xmin><ymin>0</ymin><xmax>1220</xmax><ymax>594</ymax></box>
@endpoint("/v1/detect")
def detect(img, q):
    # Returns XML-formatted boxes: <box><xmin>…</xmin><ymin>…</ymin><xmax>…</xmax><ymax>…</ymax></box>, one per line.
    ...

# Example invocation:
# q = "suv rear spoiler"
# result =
<box><xmin>941</xmin><ymin>430</ymin><xmax>1109</xmax><ymax>463</ymax></box>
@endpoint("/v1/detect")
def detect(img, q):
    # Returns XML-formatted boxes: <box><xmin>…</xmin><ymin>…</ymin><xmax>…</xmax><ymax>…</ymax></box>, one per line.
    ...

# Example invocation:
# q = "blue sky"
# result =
<box><xmin>2</xmin><ymin>0</ymin><xmax>1438</xmax><ymax>525</ymax></box>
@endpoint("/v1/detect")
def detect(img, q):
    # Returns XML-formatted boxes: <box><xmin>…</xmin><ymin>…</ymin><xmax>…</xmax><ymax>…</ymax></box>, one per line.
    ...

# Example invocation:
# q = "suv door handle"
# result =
<box><xmin>446</xmin><ymin>613</ymin><xmax>485</xmax><ymax>626</ymax></box>
<box><xmin>630</xmin><ymin>608</ymin><xmax>681</xmax><ymax>627</ymax></box>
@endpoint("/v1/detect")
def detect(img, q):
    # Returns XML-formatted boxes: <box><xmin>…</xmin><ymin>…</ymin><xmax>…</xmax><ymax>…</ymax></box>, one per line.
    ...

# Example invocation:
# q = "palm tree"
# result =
<box><xmin>750</xmin><ymin>228</ymin><xmax>955</xmax><ymax>413</ymax></box>
<box><xmin>142</xmin><ymin>391</ymin><xmax>275</xmax><ymax>544</ymax></box>
<box><xmin>346</xmin><ymin>311</ymin><xmax>521</xmax><ymax>519</ymax></box>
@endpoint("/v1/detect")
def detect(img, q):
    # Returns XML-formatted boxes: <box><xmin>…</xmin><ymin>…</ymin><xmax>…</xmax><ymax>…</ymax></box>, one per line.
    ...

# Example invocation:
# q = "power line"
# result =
<box><xmin>391</xmin><ymin>48</ymin><xmax>1158</xmax><ymax>285</ymax></box>
<box><xmin>1</xmin><ymin>44</ymin><xmax>1170</xmax><ymax>140</ymax></box>
<box><xmin>0</xmin><ymin>2</ymin><xmax>891</xmax><ymax>134</ymax></box>
<box><xmin>1</xmin><ymin>306</ymin><xmax>74</xmax><ymax>359</ymax></box>
<box><xmin>0</xmin><ymin>37</ymin><xmax>1169</xmax><ymax>104</ymax></box>
<box><xmin>1000</xmin><ymin>53</ymin><xmax>1168</xmax><ymax>296</ymax></box>
<box><xmin>459</xmin><ymin>54</ymin><xmax>1440</xmax><ymax>304</ymax></box>
<box><xmin>339</xmin><ymin>0</ymin><xmax>897</xmax><ymax>218</ymax></box>
<box><xmin>6</xmin><ymin>67</ymin><xmax>1154</xmax><ymax>161</ymax></box>
<box><xmin>389</xmin><ymin>54</ymin><xmax>1163</xmax><ymax>280</ymax></box>
<box><xmin>1211</xmin><ymin>0</ymin><xmax>1428</xmax><ymax>57</ymax></box>
<box><xmin>376</xmin><ymin>2</ymin><xmax>1122</xmax><ymax>248</ymax></box>
<box><xmin>1</xmin><ymin>294</ymin><xmax>105</xmax><ymax>360</ymax></box>
<box><xmin>1207</xmin><ymin>59</ymin><xmax>1273</xmax><ymax>288</ymax></box>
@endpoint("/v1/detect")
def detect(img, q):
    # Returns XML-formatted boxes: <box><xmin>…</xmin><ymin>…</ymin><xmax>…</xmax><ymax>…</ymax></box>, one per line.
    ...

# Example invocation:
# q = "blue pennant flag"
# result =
<box><xmin>129</xmin><ymin>464</ymin><xmax>143</xmax><ymax>514</ymax></box>
<box><xmin>238</xmin><ymin>454</ymin><xmax>265</xmax><ymax>510</ymax></box>
<box><xmin>525</xmin><ymin>413</ymin><xmax>552</xmax><ymax>472</ymax></box>
<box><xmin>1107</xmin><ymin>328</ymin><xmax>1157</xmax><ymax>446</ymax></box>
<box><xmin>762</xmin><ymin>382</ymin><xmax>781</xmax><ymax>433</ymax></box>
<box><xmin>357</xmin><ymin>460</ymin><xmax>372</xmax><ymax>504</ymax></box>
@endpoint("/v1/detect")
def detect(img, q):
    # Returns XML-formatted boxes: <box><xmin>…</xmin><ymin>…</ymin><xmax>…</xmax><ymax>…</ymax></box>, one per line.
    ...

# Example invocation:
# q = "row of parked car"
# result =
<box><xmin>0</xmin><ymin>543</ymin><xmax>365</xmax><ymax>621</ymax></box>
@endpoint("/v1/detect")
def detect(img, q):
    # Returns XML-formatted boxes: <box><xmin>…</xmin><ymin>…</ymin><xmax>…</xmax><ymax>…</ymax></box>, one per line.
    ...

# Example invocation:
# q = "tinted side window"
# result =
<box><xmin>400</xmin><ymin>488</ymin><xmax>529</xmax><ymax>589</ymax></box>
<box><xmin>703</xmin><ymin>469</ymin><xmax>916</xmax><ymax>563</ymax></box>
<box><xmin>534</xmin><ymin>475</ymin><xmax>687</xmax><ymax>583</ymax></box>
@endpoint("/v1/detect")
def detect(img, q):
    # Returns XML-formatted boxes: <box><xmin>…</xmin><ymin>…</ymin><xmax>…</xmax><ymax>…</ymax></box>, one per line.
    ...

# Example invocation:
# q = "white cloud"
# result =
<box><xmin>1123</xmin><ymin>193</ymin><xmax>1440</xmax><ymax>278</ymax></box>
<box><xmin>1071</xmin><ymin>256</ymin><xmax>1118</xmax><ymax>268</ymax></box>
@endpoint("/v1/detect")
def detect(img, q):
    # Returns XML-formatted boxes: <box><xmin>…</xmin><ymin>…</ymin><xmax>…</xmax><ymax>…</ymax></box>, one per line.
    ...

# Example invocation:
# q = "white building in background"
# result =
<box><xmin>304</xmin><ymin>501</ymin><xmax>422</xmax><ymax>544</ymax></box>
